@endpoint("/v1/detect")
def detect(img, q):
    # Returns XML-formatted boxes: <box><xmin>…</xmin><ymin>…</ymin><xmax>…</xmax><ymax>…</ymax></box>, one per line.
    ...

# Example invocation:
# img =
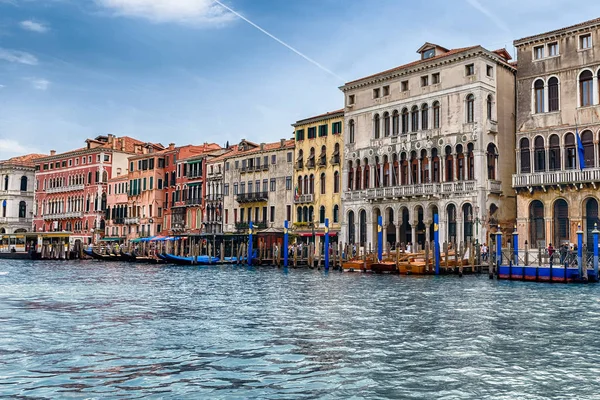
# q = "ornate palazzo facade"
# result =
<box><xmin>340</xmin><ymin>43</ymin><xmax>517</xmax><ymax>248</ymax></box>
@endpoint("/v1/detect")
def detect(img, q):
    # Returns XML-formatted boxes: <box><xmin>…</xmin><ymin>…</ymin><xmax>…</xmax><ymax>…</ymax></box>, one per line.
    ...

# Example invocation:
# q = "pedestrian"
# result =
<box><xmin>482</xmin><ymin>243</ymin><xmax>489</xmax><ymax>261</ymax></box>
<box><xmin>547</xmin><ymin>243</ymin><xmax>555</xmax><ymax>262</ymax></box>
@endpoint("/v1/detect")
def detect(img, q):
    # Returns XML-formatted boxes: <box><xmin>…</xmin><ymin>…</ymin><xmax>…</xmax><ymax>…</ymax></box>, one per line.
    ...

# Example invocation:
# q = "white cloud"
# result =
<box><xmin>27</xmin><ymin>78</ymin><xmax>50</xmax><ymax>90</ymax></box>
<box><xmin>20</xmin><ymin>20</ymin><xmax>49</xmax><ymax>33</ymax></box>
<box><xmin>95</xmin><ymin>0</ymin><xmax>235</xmax><ymax>25</ymax></box>
<box><xmin>0</xmin><ymin>48</ymin><xmax>38</xmax><ymax>65</ymax></box>
<box><xmin>0</xmin><ymin>139</ymin><xmax>39</xmax><ymax>157</ymax></box>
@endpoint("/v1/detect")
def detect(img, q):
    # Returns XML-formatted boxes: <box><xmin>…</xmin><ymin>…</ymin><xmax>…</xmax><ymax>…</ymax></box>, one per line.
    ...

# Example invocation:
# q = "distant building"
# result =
<box><xmin>33</xmin><ymin>135</ymin><xmax>151</xmax><ymax>245</ymax></box>
<box><xmin>204</xmin><ymin>149</ymin><xmax>231</xmax><ymax>234</ymax></box>
<box><xmin>292</xmin><ymin>109</ymin><xmax>344</xmax><ymax>245</ymax></box>
<box><xmin>222</xmin><ymin>139</ymin><xmax>295</xmax><ymax>233</ymax></box>
<box><xmin>339</xmin><ymin>43</ymin><xmax>517</xmax><ymax>248</ymax></box>
<box><xmin>105</xmin><ymin>174</ymin><xmax>129</xmax><ymax>241</ymax></box>
<box><xmin>513</xmin><ymin>18</ymin><xmax>600</xmax><ymax>248</ymax></box>
<box><xmin>0</xmin><ymin>154</ymin><xmax>45</xmax><ymax>234</ymax></box>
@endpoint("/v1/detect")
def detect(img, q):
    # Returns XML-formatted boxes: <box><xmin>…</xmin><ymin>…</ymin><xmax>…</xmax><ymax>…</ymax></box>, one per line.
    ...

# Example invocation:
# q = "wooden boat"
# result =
<box><xmin>162</xmin><ymin>253</ymin><xmax>220</xmax><ymax>265</ymax></box>
<box><xmin>371</xmin><ymin>261</ymin><xmax>398</xmax><ymax>274</ymax></box>
<box><xmin>342</xmin><ymin>254</ymin><xmax>377</xmax><ymax>272</ymax></box>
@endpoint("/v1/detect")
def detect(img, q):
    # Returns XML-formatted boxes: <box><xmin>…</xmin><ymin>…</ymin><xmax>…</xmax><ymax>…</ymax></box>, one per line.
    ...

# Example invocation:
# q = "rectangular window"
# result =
<box><xmin>234</xmin><ymin>209</ymin><xmax>238</xmax><ymax>223</ymax></box>
<box><xmin>270</xmin><ymin>178</ymin><xmax>276</xmax><ymax>192</ymax></box>
<box><xmin>401</xmin><ymin>81</ymin><xmax>408</xmax><ymax>92</ymax></box>
<box><xmin>263</xmin><ymin>156</ymin><xmax>268</xmax><ymax>167</ymax></box>
<box><xmin>224</xmin><ymin>183</ymin><xmax>229</xmax><ymax>196</ymax></box>
<box><xmin>130</xmin><ymin>161</ymin><xmax>134</xmax><ymax>171</ymax></box>
<box><xmin>240</xmin><ymin>208</ymin><xmax>245</xmax><ymax>223</ymax></box>
<box><xmin>262</xmin><ymin>179</ymin><xmax>268</xmax><ymax>193</ymax></box>
<box><xmin>287</xmin><ymin>152</ymin><xmax>292</xmax><ymax>162</ymax></box>
<box><xmin>382</xmin><ymin>85</ymin><xmax>390</xmax><ymax>96</ymax></box>
<box><xmin>432</xmin><ymin>73</ymin><xmax>440</xmax><ymax>84</ymax></box>
<box><xmin>225</xmin><ymin>209</ymin><xmax>228</xmax><ymax>224</ymax></box>
<box><xmin>262</xmin><ymin>207</ymin><xmax>267</xmax><ymax>223</ymax></box>
<box><xmin>286</xmin><ymin>205</ymin><xmax>291</xmax><ymax>222</ymax></box>
<box><xmin>104</xmin><ymin>154</ymin><xmax>110</xmax><ymax>162</ymax></box>
<box><xmin>138</xmin><ymin>160</ymin><xmax>142</xmax><ymax>170</ymax></box>
<box><xmin>149</xmin><ymin>158</ymin><xmax>154</xmax><ymax>169</ymax></box>
<box><xmin>158</xmin><ymin>158</ymin><xmax>165</xmax><ymax>168</ymax></box>
<box><xmin>286</xmin><ymin>176</ymin><xmax>292</xmax><ymax>190</ymax></box>
<box><xmin>580</xmin><ymin>34</ymin><xmax>592</xmax><ymax>49</ymax></box>
<box><xmin>308</xmin><ymin>127</ymin><xmax>316</xmax><ymax>139</ymax></box>
<box><xmin>68</xmin><ymin>159</ymin><xmax>72</xmax><ymax>166</ymax></box>
<box><xmin>88</xmin><ymin>156</ymin><xmax>92</xmax><ymax>163</ymax></box>
<box><xmin>348</xmin><ymin>94</ymin><xmax>355</xmax><ymax>105</ymax></box>
<box><xmin>486</xmin><ymin>65</ymin><xmax>493</xmax><ymax>77</ymax></box>
<box><xmin>158</xmin><ymin>178</ymin><xmax>163</xmax><ymax>189</ymax></box>
<box><xmin>225</xmin><ymin>162</ymin><xmax>230</xmax><ymax>171</ymax></box>
<box><xmin>233</xmin><ymin>183</ymin><xmax>238</xmax><ymax>195</ymax></box>
<box><xmin>149</xmin><ymin>177</ymin><xmax>153</xmax><ymax>190</ymax></box>
<box><xmin>270</xmin><ymin>206</ymin><xmax>275</xmax><ymax>223</ymax></box>
<box><xmin>318</xmin><ymin>124</ymin><xmax>328</xmax><ymax>137</ymax></box>
<box><xmin>241</xmin><ymin>182</ymin><xmax>246</xmax><ymax>194</ymax></box>
<box><xmin>296</xmin><ymin>129</ymin><xmax>305</xmax><ymax>141</ymax></box>
<box><xmin>534</xmin><ymin>45</ymin><xmax>544</xmax><ymax>59</ymax></box>
<box><xmin>332</xmin><ymin>121</ymin><xmax>342</xmax><ymax>134</ymax></box>
<box><xmin>465</xmin><ymin>64</ymin><xmax>474</xmax><ymax>76</ymax></box>
<box><xmin>373</xmin><ymin>88</ymin><xmax>380</xmax><ymax>98</ymax></box>
<box><xmin>421</xmin><ymin>76</ymin><xmax>429</xmax><ymax>87</ymax></box>
<box><xmin>143</xmin><ymin>178</ymin><xmax>147</xmax><ymax>191</ymax></box>
<box><xmin>547</xmin><ymin>42</ymin><xmax>558</xmax><ymax>56</ymax></box>
<box><xmin>75</xmin><ymin>158</ymin><xmax>79</xmax><ymax>166</ymax></box>
<box><xmin>235</xmin><ymin>160</ymin><xmax>239</xmax><ymax>169</ymax></box>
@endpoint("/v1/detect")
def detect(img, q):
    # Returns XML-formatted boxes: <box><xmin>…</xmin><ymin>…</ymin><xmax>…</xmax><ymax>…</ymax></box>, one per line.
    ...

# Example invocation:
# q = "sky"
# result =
<box><xmin>1</xmin><ymin>0</ymin><xmax>600</xmax><ymax>159</ymax></box>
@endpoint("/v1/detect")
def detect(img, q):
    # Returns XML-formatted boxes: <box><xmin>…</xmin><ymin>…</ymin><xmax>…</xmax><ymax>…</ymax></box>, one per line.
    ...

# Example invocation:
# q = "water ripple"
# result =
<box><xmin>1</xmin><ymin>260</ymin><xmax>600</xmax><ymax>399</ymax></box>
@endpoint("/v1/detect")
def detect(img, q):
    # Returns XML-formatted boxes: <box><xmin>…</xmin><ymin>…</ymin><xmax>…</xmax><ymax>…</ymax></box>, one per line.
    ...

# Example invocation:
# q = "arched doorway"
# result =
<box><xmin>386</xmin><ymin>208</ymin><xmax>396</xmax><ymax>245</ymax></box>
<box><xmin>429</xmin><ymin>205</ymin><xmax>439</xmax><ymax>242</ymax></box>
<box><xmin>463</xmin><ymin>203</ymin><xmax>473</xmax><ymax>243</ymax></box>
<box><xmin>347</xmin><ymin>211</ymin><xmax>355</xmax><ymax>244</ymax></box>
<box><xmin>585</xmin><ymin>198</ymin><xmax>599</xmax><ymax>247</ymax></box>
<box><xmin>400</xmin><ymin>207</ymin><xmax>411</xmax><ymax>244</ymax></box>
<box><xmin>372</xmin><ymin>208</ymin><xmax>381</xmax><ymax>247</ymax></box>
<box><xmin>529</xmin><ymin>200</ymin><xmax>545</xmax><ymax>248</ymax></box>
<box><xmin>553</xmin><ymin>199</ymin><xmax>569</xmax><ymax>246</ymax></box>
<box><xmin>359</xmin><ymin>210</ymin><xmax>367</xmax><ymax>245</ymax></box>
<box><xmin>447</xmin><ymin>204</ymin><xmax>457</xmax><ymax>243</ymax></box>
<box><xmin>416</xmin><ymin>206</ymin><xmax>426</xmax><ymax>247</ymax></box>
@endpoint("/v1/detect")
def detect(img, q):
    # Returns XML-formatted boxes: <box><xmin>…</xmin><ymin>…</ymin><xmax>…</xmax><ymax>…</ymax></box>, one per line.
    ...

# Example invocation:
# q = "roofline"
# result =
<box><xmin>292</xmin><ymin>109</ymin><xmax>344</xmax><ymax>127</ymax></box>
<box><xmin>514</xmin><ymin>17</ymin><xmax>600</xmax><ymax>47</ymax></box>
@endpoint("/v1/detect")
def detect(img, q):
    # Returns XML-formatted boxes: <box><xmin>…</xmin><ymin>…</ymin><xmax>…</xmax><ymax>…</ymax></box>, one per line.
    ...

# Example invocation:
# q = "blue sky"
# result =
<box><xmin>1</xmin><ymin>0</ymin><xmax>599</xmax><ymax>159</ymax></box>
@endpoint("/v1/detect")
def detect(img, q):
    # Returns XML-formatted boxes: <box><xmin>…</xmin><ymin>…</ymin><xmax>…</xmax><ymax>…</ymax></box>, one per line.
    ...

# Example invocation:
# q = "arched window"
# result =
<box><xmin>297</xmin><ymin>206</ymin><xmax>302</xmax><ymax>223</ymax></box>
<box><xmin>411</xmin><ymin>106</ymin><xmax>419</xmax><ymax>132</ymax></box>
<box><xmin>333</xmin><ymin>205</ymin><xmax>339</xmax><ymax>223</ymax></box>
<box><xmin>534</xmin><ymin>136</ymin><xmax>545</xmax><ymax>172</ymax></box>
<box><xmin>447</xmin><ymin>204</ymin><xmax>457</xmax><ymax>243</ymax></box>
<box><xmin>392</xmin><ymin>110</ymin><xmax>399</xmax><ymax>135</ymax></box>
<box><xmin>359</xmin><ymin>209</ymin><xmax>367</xmax><ymax>244</ymax></box>
<box><xmin>487</xmin><ymin>95</ymin><xmax>493</xmax><ymax>120</ymax></box>
<box><xmin>349</xmin><ymin>120</ymin><xmax>355</xmax><ymax>143</ymax></box>
<box><xmin>3</xmin><ymin>175</ymin><xmax>8</xmax><ymax>191</ymax></box>
<box><xmin>463</xmin><ymin>203</ymin><xmax>473</xmax><ymax>242</ymax></box>
<box><xmin>348</xmin><ymin>211</ymin><xmax>355</xmax><ymax>244</ymax></box>
<box><xmin>392</xmin><ymin>154</ymin><xmax>399</xmax><ymax>186</ymax></box>
<box><xmin>363</xmin><ymin>160</ymin><xmax>370</xmax><ymax>188</ymax></box>
<box><xmin>20</xmin><ymin>176</ymin><xmax>27</xmax><ymax>192</ymax></box>
<box><xmin>520</xmin><ymin>138</ymin><xmax>531</xmax><ymax>173</ymax></box>
<box><xmin>530</xmin><ymin>200</ymin><xmax>545</xmax><ymax>247</ymax></box>
<box><xmin>383</xmin><ymin>112</ymin><xmax>390</xmax><ymax>137</ymax></box>
<box><xmin>466</xmin><ymin>94</ymin><xmax>474</xmax><ymax>123</ymax></box>
<box><xmin>308</xmin><ymin>206</ymin><xmax>314</xmax><ymax>223</ymax></box>
<box><xmin>334</xmin><ymin>171</ymin><xmax>340</xmax><ymax>193</ymax></box>
<box><xmin>309</xmin><ymin>174</ymin><xmax>314</xmax><ymax>195</ymax></box>
<box><xmin>303</xmin><ymin>206</ymin><xmax>308</xmax><ymax>223</ymax></box>
<box><xmin>383</xmin><ymin>155</ymin><xmax>390</xmax><ymax>187</ymax></box>
<box><xmin>445</xmin><ymin>146</ymin><xmax>454</xmax><ymax>182</ymax></box>
<box><xmin>433</xmin><ymin>101</ymin><xmax>440</xmax><ymax>129</ymax></box>
<box><xmin>355</xmin><ymin>161</ymin><xmax>361</xmax><ymax>190</ymax></box>
<box><xmin>420</xmin><ymin>150</ymin><xmax>429</xmax><ymax>183</ymax></box>
<box><xmin>456</xmin><ymin>144</ymin><xmax>465</xmax><ymax>181</ymax></box>
<box><xmin>421</xmin><ymin>103</ymin><xmax>429</xmax><ymax>130</ymax></box>
<box><xmin>319</xmin><ymin>206</ymin><xmax>325</xmax><ymax>224</ymax></box>
<box><xmin>487</xmin><ymin>143</ymin><xmax>498</xmax><ymax>179</ymax></box>
<box><xmin>549</xmin><ymin>134</ymin><xmax>560</xmax><ymax>171</ymax></box>
<box><xmin>297</xmin><ymin>176</ymin><xmax>303</xmax><ymax>195</ymax></box>
<box><xmin>582</xmin><ymin>130</ymin><xmax>595</xmax><ymax>168</ymax></box>
<box><xmin>374</xmin><ymin>156</ymin><xmax>381</xmax><ymax>187</ymax></box>
<box><xmin>548</xmin><ymin>77</ymin><xmax>559</xmax><ymax>111</ymax></box>
<box><xmin>401</xmin><ymin>108</ymin><xmax>409</xmax><ymax>133</ymax></box>
<box><xmin>553</xmin><ymin>199</ymin><xmax>569</xmax><ymax>245</ymax></box>
<box><xmin>347</xmin><ymin>161</ymin><xmax>354</xmax><ymax>191</ymax></box>
<box><xmin>565</xmin><ymin>133</ymin><xmax>576</xmax><ymax>169</ymax></box>
<box><xmin>374</xmin><ymin>113</ymin><xmax>380</xmax><ymax>139</ymax></box>
<box><xmin>467</xmin><ymin>143</ymin><xmax>475</xmax><ymax>180</ymax></box>
<box><xmin>410</xmin><ymin>151</ymin><xmax>418</xmax><ymax>184</ymax></box>
<box><xmin>18</xmin><ymin>201</ymin><xmax>26</xmax><ymax>218</ymax></box>
<box><xmin>432</xmin><ymin>148</ymin><xmax>440</xmax><ymax>182</ymax></box>
<box><xmin>303</xmin><ymin>175</ymin><xmax>308</xmax><ymax>195</ymax></box>
<box><xmin>580</xmin><ymin>70</ymin><xmax>593</xmax><ymax>107</ymax></box>
<box><xmin>400</xmin><ymin>153</ymin><xmax>408</xmax><ymax>185</ymax></box>
<box><xmin>320</xmin><ymin>173</ymin><xmax>326</xmax><ymax>194</ymax></box>
<box><xmin>534</xmin><ymin>79</ymin><xmax>545</xmax><ymax>113</ymax></box>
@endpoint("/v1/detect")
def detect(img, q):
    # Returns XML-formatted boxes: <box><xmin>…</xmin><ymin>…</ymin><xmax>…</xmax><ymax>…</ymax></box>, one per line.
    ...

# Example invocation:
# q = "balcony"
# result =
<box><xmin>0</xmin><ymin>216</ymin><xmax>30</xmax><ymax>224</ymax></box>
<box><xmin>235</xmin><ymin>222</ymin><xmax>267</xmax><ymax>232</ymax></box>
<box><xmin>124</xmin><ymin>217</ymin><xmax>140</xmax><ymax>225</ymax></box>
<box><xmin>185</xmin><ymin>198</ymin><xmax>202</xmax><ymax>206</ymax></box>
<box><xmin>488</xmin><ymin>180</ymin><xmax>502</xmax><ymax>193</ymax></box>
<box><xmin>295</xmin><ymin>161</ymin><xmax>304</xmax><ymax>170</ymax></box>
<box><xmin>42</xmin><ymin>211</ymin><xmax>83</xmax><ymax>220</ymax></box>
<box><xmin>236</xmin><ymin>191</ymin><xmax>269</xmax><ymax>203</ymax></box>
<box><xmin>330</xmin><ymin>155</ymin><xmax>340</xmax><ymax>165</ymax></box>
<box><xmin>318</xmin><ymin>157</ymin><xmax>327</xmax><ymax>167</ymax></box>
<box><xmin>294</xmin><ymin>194</ymin><xmax>314</xmax><ymax>204</ymax></box>
<box><xmin>512</xmin><ymin>168</ymin><xmax>600</xmax><ymax>189</ymax></box>
<box><xmin>113</xmin><ymin>218</ymin><xmax>124</xmax><ymax>224</ymax></box>
<box><xmin>205</xmin><ymin>194</ymin><xmax>223</xmax><ymax>202</ymax></box>
<box><xmin>45</xmin><ymin>184</ymin><xmax>85</xmax><ymax>194</ymax></box>
<box><xmin>343</xmin><ymin>180</ymin><xmax>478</xmax><ymax>201</ymax></box>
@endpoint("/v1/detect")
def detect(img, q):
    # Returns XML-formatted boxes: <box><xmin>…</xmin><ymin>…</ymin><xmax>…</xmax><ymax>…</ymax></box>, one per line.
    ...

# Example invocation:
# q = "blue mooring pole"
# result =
<box><xmin>593</xmin><ymin>223</ymin><xmax>599</xmax><ymax>280</ymax></box>
<box><xmin>248</xmin><ymin>221</ymin><xmax>253</xmax><ymax>266</ymax></box>
<box><xmin>434</xmin><ymin>213</ymin><xmax>440</xmax><ymax>275</ymax></box>
<box><xmin>495</xmin><ymin>231</ymin><xmax>503</xmax><ymax>276</ymax></box>
<box><xmin>577</xmin><ymin>224</ymin><xmax>583</xmax><ymax>278</ymax></box>
<box><xmin>513</xmin><ymin>225</ymin><xmax>518</xmax><ymax>266</ymax></box>
<box><xmin>377</xmin><ymin>215</ymin><xmax>383</xmax><ymax>261</ymax></box>
<box><xmin>283</xmin><ymin>220</ymin><xmax>289</xmax><ymax>268</ymax></box>
<box><xmin>324</xmin><ymin>218</ymin><xmax>330</xmax><ymax>270</ymax></box>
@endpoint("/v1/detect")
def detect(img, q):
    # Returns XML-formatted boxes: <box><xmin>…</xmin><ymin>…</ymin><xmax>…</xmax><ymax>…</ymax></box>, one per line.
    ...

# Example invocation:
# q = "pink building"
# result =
<box><xmin>105</xmin><ymin>174</ymin><xmax>129</xmax><ymax>241</ymax></box>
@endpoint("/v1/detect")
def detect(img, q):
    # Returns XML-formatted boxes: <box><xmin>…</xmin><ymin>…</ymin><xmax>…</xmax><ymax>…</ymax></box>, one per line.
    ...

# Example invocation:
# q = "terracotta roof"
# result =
<box><xmin>344</xmin><ymin>46</ymin><xmax>479</xmax><ymax>86</ymax></box>
<box><xmin>293</xmin><ymin>109</ymin><xmax>344</xmax><ymax>126</ymax></box>
<box><xmin>208</xmin><ymin>139</ymin><xmax>294</xmax><ymax>163</ymax></box>
<box><xmin>0</xmin><ymin>153</ymin><xmax>46</xmax><ymax>167</ymax></box>
<box><xmin>107</xmin><ymin>174</ymin><xmax>129</xmax><ymax>182</ymax></box>
<box><xmin>514</xmin><ymin>17</ymin><xmax>600</xmax><ymax>45</ymax></box>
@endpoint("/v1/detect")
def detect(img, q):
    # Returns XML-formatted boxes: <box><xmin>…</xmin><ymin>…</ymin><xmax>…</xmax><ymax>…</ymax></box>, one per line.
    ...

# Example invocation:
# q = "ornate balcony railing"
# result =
<box><xmin>343</xmin><ymin>180</ymin><xmax>480</xmax><ymax>201</ymax></box>
<box><xmin>45</xmin><ymin>184</ymin><xmax>85</xmax><ymax>194</ymax></box>
<box><xmin>124</xmin><ymin>217</ymin><xmax>140</xmax><ymax>225</ymax></box>
<box><xmin>42</xmin><ymin>211</ymin><xmax>83</xmax><ymax>220</ymax></box>
<box><xmin>513</xmin><ymin>168</ymin><xmax>600</xmax><ymax>188</ymax></box>
<box><xmin>294</xmin><ymin>194</ymin><xmax>314</xmax><ymax>204</ymax></box>
<box><xmin>236</xmin><ymin>192</ymin><xmax>269</xmax><ymax>203</ymax></box>
<box><xmin>185</xmin><ymin>198</ymin><xmax>202</xmax><ymax>206</ymax></box>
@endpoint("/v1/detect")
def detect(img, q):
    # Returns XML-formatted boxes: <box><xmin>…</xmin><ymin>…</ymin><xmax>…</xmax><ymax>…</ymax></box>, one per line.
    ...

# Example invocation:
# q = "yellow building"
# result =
<box><xmin>292</xmin><ymin>109</ymin><xmax>344</xmax><ymax>245</ymax></box>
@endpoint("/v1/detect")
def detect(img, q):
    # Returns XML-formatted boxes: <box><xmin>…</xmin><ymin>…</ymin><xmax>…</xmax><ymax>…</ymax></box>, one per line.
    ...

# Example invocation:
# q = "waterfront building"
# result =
<box><xmin>513</xmin><ymin>18</ymin><xmax>600</xmax><ymax>248</ymax></box>
<box><xmin>292</xmin><ymin>109</ymin><xmax>344</xmax><ymax>244</ymax></box>
<box><xmin>105</xmin><ymin>174</ymin><xmax>129</xmax><ymax>241</ymax></box>
<box><xmin>221</xmin><ymin>139</ymin><xmax>295</xmax><ymax>233</ymax></box>
<box><xmin>339</xmin><ymin>43</ymin><xmax>517</xmax><ymax>248</ymax></box>
<box><xmin>0</xmin><ymin>154</ymin><xmax>45</xmax><ymax>234</ymax></box>
<box><xmin>33</xmin><ymin>135</ymin><xmax>149</xmax><ymax>245</ymax></box>
<box><xmin>204</xmin><ymin>148</ymin><xmax>232</xmax><ymax>234</ymax></box>
<box><xmin>161</xmin><ymin>143</ymin><xmax>221</xmax><ymax>235</ymax></box>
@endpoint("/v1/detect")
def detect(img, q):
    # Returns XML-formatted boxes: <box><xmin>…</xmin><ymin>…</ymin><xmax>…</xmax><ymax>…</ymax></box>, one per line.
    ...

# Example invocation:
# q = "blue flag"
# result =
<box><xmin>576</xmin><ymin>128</ymin><xmax>585</xmax><ymax>170</ymax></box>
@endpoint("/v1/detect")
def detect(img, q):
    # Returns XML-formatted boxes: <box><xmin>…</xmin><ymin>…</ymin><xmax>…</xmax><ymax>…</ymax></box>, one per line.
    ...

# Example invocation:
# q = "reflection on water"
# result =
<box><xmin>1</xmin><ymin>260</ymin><xmax>600</xmax><ymax>399</ymax></box>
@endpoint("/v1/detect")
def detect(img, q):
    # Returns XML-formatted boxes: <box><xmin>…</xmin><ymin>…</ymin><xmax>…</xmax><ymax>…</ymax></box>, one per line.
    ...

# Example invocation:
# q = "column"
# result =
<box><xmin>417</xmin><ymin>158</ymin><xmax>422</xmax><ymax>184</ymax></box>
<box><xmin>396</xmin><ymin>223</ymin><xmax>401</xmax><ymax>245</ymax></box>
<box><xmin>457</xmin><ymin>216</ymin><xmax>464</xmax><ymax>245</ymax></box>
<box><xmin>425</xmin><ymin>221</ymin><xmax>431</xmax><ymax>244</ymax></box>
<box><xmin>380</xmin><ymin>162</ymin><xmax>384</xmax><ymax>187</ymax></box>
<box><xmin>411</xmin><ymin>223</ymin><xmax>417</xmax><ymax>246</ymax></box>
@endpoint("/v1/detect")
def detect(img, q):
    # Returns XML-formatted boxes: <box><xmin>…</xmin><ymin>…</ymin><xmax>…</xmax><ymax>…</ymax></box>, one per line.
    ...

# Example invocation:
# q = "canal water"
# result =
<box><xmin>1</xmin><ymin>261</ymin><xmax>599</xmax><ymax>399</ymax></box>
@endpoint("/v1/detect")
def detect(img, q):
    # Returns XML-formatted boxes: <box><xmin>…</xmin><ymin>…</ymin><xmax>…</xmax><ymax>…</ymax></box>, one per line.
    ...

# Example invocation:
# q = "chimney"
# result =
<box><xmin>280</xmin><ymin>139</ymin><xmax>286</xmax><ymax>148</ymax></box>
<box><xmin>260</xmin><ymin>143</ymin><xmax>265</xmax><ymax>151</ymax></box>
<box><xmin>50</xmin><ymin>150</ymin><xmax>56</xmax><ymax>156</ymax></box>
<box><xmin>121</xmin><ymin>138</ymin><xmax>125</xmax><ymax>151</ymax></box>
<box><xmin>169</xmin><ymin>143</ymin><xmax>175</xmax><ymax>150</ymax></box>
